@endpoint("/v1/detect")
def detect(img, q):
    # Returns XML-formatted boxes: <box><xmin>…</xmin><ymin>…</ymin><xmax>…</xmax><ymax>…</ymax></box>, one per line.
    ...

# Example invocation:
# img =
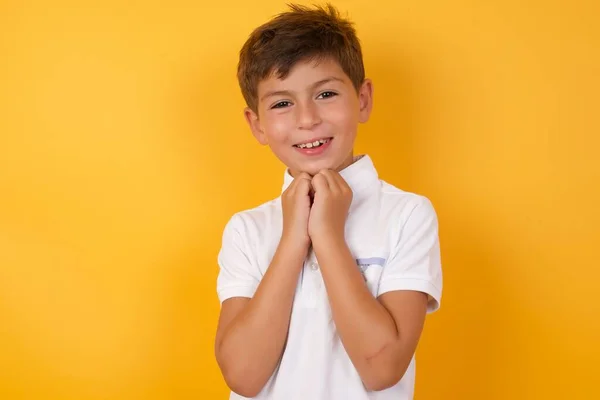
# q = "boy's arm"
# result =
<box><xmin>310</xmin><ymin>170</ymin><xmax>442</xmax><ymax>391</ymax></box>
<box><xmin>314</xmin><ymin>238</ymin><xmax>428</xmax><ymax>391</ymax></box>
<box><xmin>215</xmin><ymin>238</ymin><xmax>307</xmax><ymax>397</ymax></box>
<box><xmin>215</xmin><ymin>173</ymin><xmax>313</xmax><ymax>397</ymax></box>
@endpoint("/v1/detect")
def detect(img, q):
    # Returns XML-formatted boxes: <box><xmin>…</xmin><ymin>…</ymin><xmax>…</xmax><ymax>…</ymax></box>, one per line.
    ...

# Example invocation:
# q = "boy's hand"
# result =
<box><xmin>308</xmin><ymin>170</ymin><xmax>352</xmax><ymax>243</ymax></box>
<box><xmin>281</xmin><ymin>172</ymin><xmax>313</xmax><ymax>249</ymax></box>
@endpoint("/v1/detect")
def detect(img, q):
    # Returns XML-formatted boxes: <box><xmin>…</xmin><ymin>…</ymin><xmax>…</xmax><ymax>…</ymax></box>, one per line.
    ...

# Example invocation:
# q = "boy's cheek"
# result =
<box><xmin>326</xmin><ymin>106</ymin><xmax>357</xmax><ymax>128</ymax></box>
<box><xmin>263</xmin><ymin>115</ymin><xmax>291</xmax><ymax>133</ymax></box>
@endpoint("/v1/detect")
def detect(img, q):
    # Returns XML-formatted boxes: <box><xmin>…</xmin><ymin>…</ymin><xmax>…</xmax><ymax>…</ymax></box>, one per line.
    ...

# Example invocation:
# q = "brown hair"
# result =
<box><xmin>237</xmin><ymin>3</ymin><xmax>365</xmax><ymax>112</ymax></box>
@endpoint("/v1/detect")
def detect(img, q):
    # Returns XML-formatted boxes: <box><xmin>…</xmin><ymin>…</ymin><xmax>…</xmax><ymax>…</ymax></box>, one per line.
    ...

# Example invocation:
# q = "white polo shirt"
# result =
<box><xmin>217</xmin><ymin>155</ymin><xmax>443</xmax><ymax>400</ymax></box>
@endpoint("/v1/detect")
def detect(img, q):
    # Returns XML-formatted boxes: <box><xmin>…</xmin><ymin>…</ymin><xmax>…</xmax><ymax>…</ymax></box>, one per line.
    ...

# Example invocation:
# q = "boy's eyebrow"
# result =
<box><xmin>260</xmin><ymin>76</ymin><xmax>345</xmax><ymax>101</ymax></box>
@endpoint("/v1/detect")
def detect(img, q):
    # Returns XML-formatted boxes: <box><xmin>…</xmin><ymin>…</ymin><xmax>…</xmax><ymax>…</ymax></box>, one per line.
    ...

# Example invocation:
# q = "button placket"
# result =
<box><xmin>302</xmin><ymin>251</ymin><xmax>321</xmax><ymax>306</ymax></box>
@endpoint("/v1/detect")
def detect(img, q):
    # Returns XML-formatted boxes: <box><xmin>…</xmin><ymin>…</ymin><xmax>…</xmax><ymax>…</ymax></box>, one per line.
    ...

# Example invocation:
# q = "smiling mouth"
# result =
<box><xmin>293</xmin><ymin>137</ymin><xmax>332</xmax><ymax>149</ymax></box>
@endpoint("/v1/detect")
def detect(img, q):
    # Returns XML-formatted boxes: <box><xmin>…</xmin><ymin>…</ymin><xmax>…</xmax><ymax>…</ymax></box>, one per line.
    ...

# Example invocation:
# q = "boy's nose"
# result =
<box><xmin>296</xmin><ymin>102</ymin><xmax>322</xmax><ymax>130</ymax></box>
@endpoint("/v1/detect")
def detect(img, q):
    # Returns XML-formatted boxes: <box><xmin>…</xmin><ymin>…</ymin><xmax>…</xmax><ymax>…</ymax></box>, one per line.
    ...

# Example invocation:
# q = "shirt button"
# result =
<box><xmin>310</xmin><ymin>262</ymin><xmax>319</xmax><ymax>271</ymax></box>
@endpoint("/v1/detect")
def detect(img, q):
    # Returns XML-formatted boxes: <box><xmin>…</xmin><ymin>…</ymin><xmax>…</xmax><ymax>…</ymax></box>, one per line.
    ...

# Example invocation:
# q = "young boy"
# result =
<box><xmin>215</xmin><ymin>4</ymin><xmax>442</xmax><ymax>399</ymax></box>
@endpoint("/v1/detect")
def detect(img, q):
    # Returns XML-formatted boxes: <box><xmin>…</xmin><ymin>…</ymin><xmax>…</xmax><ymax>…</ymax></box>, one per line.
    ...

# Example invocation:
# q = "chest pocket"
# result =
<box><xmin>356</xmin><ymin>256</ymin><xmax>387</xmax><ymax>296</ymax></box>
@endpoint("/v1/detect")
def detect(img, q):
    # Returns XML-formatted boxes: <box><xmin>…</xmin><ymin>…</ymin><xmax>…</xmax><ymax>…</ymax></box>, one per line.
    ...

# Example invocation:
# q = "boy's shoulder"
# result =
<box><xmin>221</xmin><ymin>196</ymin><xmax>282</xmax><ymax>236</ymax></box>
<box><xmin>377</xmin><ymin>178</ymin><xmax>437</xmax><ymax>214</ymax></box>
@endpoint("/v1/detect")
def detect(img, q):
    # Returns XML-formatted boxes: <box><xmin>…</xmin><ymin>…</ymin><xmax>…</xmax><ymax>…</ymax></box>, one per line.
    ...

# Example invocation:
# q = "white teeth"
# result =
<box><xmin>295</xmin><ymin>138</ymin><xmax>330</xmax><ymax>149</ymax></box>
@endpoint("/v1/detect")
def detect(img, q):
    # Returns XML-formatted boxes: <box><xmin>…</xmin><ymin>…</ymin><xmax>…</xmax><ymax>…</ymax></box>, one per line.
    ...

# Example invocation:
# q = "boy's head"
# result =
<box><xmin>237</xmin><ymin>3</ymin><xmax>373</xmax><ymax>177</ymax></box>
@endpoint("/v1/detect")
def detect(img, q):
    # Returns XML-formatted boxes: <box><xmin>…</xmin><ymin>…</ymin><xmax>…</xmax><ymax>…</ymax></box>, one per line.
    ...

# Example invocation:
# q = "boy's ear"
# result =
<box><xmin>244</xmin><ymin>107</ymin><xmax>268</xmax><ymax>145</ymax></box>
<box><xmin>358</xmin><ymin>78</ymin><xmax>374</xmax><ymax>123</ymax></box>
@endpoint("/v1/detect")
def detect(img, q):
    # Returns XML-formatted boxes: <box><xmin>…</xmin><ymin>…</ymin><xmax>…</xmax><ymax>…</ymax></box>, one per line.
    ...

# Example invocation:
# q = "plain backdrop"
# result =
<box><xmin>1</xmin><ymin>0</ymin><xmax>598</xmax><ymax>399</ymax></box>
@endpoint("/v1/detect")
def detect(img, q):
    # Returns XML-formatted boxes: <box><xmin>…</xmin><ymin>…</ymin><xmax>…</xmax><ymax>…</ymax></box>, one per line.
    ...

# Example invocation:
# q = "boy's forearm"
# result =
<box><xmin>313</xmin><ymin>236</ymin><xmax>399</xmax><ymax>388</ymax></box>
<box><xmin>217</xmin><ymin>238</ymin><xmax>307</xmax><ymax>395</ymax></box>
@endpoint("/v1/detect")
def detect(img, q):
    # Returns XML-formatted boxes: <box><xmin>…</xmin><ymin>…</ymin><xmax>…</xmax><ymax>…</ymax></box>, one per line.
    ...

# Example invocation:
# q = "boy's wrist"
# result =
<box><xmin>311</xmin><ymin>232</ymin><xmax>347</xmax><ymax>255</ymax></box>
<box><xmin>277</xmin><ymin>234</ymin><xmax>311</xmax><ymax>260</ymax></box>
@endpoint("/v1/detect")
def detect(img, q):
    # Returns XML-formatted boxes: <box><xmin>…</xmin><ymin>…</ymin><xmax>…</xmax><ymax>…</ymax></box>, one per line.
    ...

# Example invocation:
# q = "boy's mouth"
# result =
<box><xmin>292</xmin><ymin>137</ymin><xmax>332</xmax><ymax>149</ymax></box>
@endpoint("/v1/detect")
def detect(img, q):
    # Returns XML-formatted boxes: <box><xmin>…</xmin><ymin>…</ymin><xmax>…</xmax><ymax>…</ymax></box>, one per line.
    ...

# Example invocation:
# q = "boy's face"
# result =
<box><xmin>244</xmin><ymin>58</ymin><xmax>373</xmax><ymax>177</ymax></box>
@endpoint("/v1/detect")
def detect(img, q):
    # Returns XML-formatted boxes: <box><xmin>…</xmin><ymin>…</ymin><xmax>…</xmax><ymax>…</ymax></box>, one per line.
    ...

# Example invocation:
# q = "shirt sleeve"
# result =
<box><xmin>216</xmin><ymin>213</ymin><xmax>262</xmax><ymax>304</ymax></box>
<box><xmin>377</xmin><ymin>196</ymin><xmax>443</xmax><ymax>313</ymax></box>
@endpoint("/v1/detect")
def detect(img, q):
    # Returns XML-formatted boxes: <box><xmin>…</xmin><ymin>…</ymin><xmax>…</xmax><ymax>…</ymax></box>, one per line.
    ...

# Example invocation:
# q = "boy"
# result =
<box><xmin>215</xmin><ymin>4</ymin><xmax>442</xmax><ymax>399</ymax></box>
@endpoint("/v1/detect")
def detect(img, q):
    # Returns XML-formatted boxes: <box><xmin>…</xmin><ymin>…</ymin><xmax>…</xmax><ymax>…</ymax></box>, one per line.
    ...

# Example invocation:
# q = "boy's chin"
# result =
<box><xmin>285</xmin><ymin>150</ymin><xmax>353</xmax><ymax>177</ymax></box>
<box><xmin>291</xmin><ymin>160</ymin><xmax>338</xmax><ymax>177</ymax></box>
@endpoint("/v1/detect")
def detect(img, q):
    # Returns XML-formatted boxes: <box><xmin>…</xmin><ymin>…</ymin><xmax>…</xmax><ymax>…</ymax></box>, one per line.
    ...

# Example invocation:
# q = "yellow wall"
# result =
<box><xmin>1</xmin><ymin>1</ymin><xmax>598</xmax><ymax>399</ymax></box>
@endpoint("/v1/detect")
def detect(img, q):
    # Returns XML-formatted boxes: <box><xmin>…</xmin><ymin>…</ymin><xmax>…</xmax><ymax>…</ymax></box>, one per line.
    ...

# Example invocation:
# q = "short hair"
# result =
<box><xmin>237</xmin><ymin>3</ymin><xmax>365</xmax><ymax>112</ymax></box>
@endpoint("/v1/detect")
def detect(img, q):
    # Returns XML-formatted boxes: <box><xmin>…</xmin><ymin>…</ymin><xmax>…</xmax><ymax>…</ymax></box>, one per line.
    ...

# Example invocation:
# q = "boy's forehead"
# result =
<box><xmin>258</xmin><ymin>58</ymin><xmax>349</xmax><ymax>94</ymax></box>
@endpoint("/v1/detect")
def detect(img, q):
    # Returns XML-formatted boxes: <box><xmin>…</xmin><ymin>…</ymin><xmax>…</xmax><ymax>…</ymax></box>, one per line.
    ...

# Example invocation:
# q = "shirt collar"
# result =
<box><xmin>281</xmin><ymin>154</ymin><xmax>379</xmax><ymax>197</ymax></box>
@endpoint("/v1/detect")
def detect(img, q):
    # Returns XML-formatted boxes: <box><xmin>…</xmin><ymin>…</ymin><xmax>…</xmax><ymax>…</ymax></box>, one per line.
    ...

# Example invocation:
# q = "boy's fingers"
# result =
<box><xmin>296</xmin><ymin>172</ymin><xmax>312</xmax><ymax>180</ymax></box>
<box><xmin>294</xmin><ymin>173</ymin><xmax>312</xmax><ymax>184</ymax></box>
<box><xmin>295</xmin><ymin>173</ymin><xmax>312</xmax><ymax>191</ymax></box>
<box><xmin>288</xmin><ymin>172</ymin><xmax>311</xmax><ymax>192</ymax></box>
<box><xmin>311</xmin><ymin>173</ymin><xmax>330</xmax><ymax>193</ymax></box>
<box><xmin>296</xmin><ymin>176</ymin><xmax>312</xmax><ymax>195</ymax></box>
<box><xmin>319</xmin><ymin>170</ymin><xmax>341</xmax><ymax>193</ymax></box>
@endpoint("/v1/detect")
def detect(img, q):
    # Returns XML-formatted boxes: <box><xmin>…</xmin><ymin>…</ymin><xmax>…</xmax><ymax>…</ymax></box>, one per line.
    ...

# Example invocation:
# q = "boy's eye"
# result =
<box><xmin>271</xmin><ymin>101</ymin><xmax>292</xmax><ymax>109</ymax></box>
<box><xmin>317</xmin><ymin>91</ymin><xmax>338</xmax><ymax>99</ymax></box>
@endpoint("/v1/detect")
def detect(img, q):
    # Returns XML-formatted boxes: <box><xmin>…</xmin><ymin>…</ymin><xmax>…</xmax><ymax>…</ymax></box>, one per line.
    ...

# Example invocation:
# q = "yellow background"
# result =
<box><xmin>1</xmin><ymin>0</ymin><xmax>598</xmax><ymax>399</ymax></box>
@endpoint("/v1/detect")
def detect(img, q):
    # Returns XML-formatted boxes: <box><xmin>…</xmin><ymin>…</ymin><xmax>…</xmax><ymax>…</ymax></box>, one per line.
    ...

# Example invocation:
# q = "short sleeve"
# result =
<box><xmin>378</xmin><ymin>197</ymin><xmax>443</xmax><ymax>313</ymax></box>
<box><xmin>216</xmin><ymin>214</ymin><xmax>261</xmax><ymax>304</ymax></box>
